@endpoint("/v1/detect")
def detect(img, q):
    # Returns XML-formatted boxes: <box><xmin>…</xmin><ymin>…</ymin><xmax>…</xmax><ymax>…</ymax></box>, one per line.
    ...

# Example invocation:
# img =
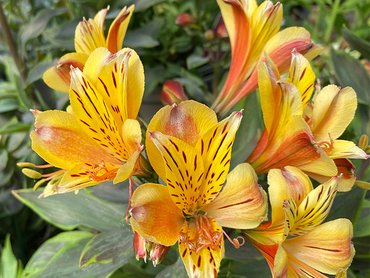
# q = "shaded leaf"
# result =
<box><xmin>26</xmin><ymin>61</ymin><xmax>54</xmax><ymax>85</ymax></box>
<box><xmin>0</xmin><ymin>235</ymin><xmax>20</xmax><ymax>278</ymax></box>
<box><xmin>354</xmin><ymin>199</ymin><xmax>370</xmax><ymax>238</ymax></box>
<box><xmin>12</xmin><ymin>187</ymin><xmax>126</xmax><ymax>231</ymax></box>
<box><xmin>343</xmin><ymin>27</ymin><xmax>370</xmax><ymax>59</ymax></box>
<box><xmin>135</xmin><ymin>0</ymin><xmax>165</xmax><ymax>12</ymax></box>
<box><xmin>156</xmin><ymin>257</ymin><xmax>187</xmax><ymax>278</ymax></box>
<box><xmin>0</xmin><ymin>98</ymin><xmax>18</xmax><ymax>113</ymax></box>
<box><xmin>125</xmin><ymin>32</ymin><xmax>159</xmax><ymax>48</ymax></box>
<box><xmin>186</xmin><ymin>54</ymin><xmax>209</xmax><ymax>70</ymax></box>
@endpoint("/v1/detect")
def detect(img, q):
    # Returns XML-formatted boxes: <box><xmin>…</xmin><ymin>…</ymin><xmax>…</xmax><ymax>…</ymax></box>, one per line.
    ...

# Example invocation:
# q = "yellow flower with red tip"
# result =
<box><xmin>129</xmin><ymin>101</ymin><xmax>267</xmax><ymax>277</ymax></box>
<box><xmin>246</xmin><ymin>167</ymin><xmax>355</xmax><ymax>277</ymax></box>
<box><xmin>247</xmin><ymin>52</ymin><xmax>368</xmax><ymax>190</ymax></box>
<box><xmin>28</xmin><ymin>47</ymin><xmax>144</xmax><ymax>197</ymax></box>
<box><xmin>212</xmin><ymin>0</ymin><xmax>321</xmax><ymax>115</ymax></box>
<box><xmin>43</xmin><ymin>5</ymin><xmax>134</xmax><ymax>93</ymax></box>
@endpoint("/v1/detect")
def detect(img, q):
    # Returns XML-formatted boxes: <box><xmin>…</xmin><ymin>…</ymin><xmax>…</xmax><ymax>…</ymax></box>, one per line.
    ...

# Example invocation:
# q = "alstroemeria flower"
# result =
<box><xmin>212</xmin><ymin>0</ymin><xmax>321</xmax><ymax>115</ymax></box>
<box><xmin>43</xmin><ymin>5</ymin><xmax>134</xmax><ymax>93</ymax></box>
<box><xmin>246</xmin><ymin>167</ymin><xmax>355</xmax><ymax>277</ymax></box>
<box><xmin>287</xmin><ymin>52</ymin><xmax>368</xmax><ymax>191</ymax></box>
<box><xmin>29</xmin><ymin>47</ymin><xmax>144</xmax><ymax>197</ymax></box>
<box><xmin>247</xmin><ymin>56</ymin><xmax>337</xmax><ymax>180</ymax></box>
<box><xmin>130</xmin><ymin>101</ymin><xmax>267</xmax><ymax>277</ymax></box>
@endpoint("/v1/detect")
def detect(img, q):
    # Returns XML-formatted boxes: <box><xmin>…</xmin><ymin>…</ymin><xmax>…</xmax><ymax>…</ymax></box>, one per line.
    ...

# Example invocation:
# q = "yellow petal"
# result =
<box><xmin>42</xmin><ymin>52</ymin><xmax>87</xmax><ymax>93</ymax></box>
<box><xmin>179</xmin><ymin>219</ymin><xmax>224</xmax><ymax>278</ymax></box>
<box><xmin>69</xmin><ymin>65</ymin><xmax>127</xmax><ymax>161</ymax></box>
<box><xmin>268</xmin><ymin>167</ymin><xmax>313</xmax><ymax>226</ymax></box>
<box><xmin>106</xmin><ymin>5</ymin><xmax>134</xmax><ymax>53</ymax></box>
<box><xmin>93</xmin><ymin>7</ymin><xmax>108</xmax><ymax>31</ymax></box>
<box><xmin>146</xmin><ymin>100</ymin><xmax>218</xmax><ymax>180</ymax></box>
<box><xmin>130</xmin><ymin>183</ymin><xmax>184</xmax><ymax>246</ymax></box>
<box><xmin>113</xmin><ymin>148</ymin><xmax>142</xmax><ymax>184</ymax></box>
<box><xmin>74</xmin><ymin>17</ymin><xmax>106</xmax><ymax>54</ymax></box>
<box><xmin>203</xmin><ymin>163</ymin><xmax>267</xmax><ymax>229</ymax></box>
<box><xmin>195</xmin><ymin>111</ymin><xmax>243</xmax><ymax>207</ymax></box>
<box><xmin>283</xmin><ymin>219</ymin><xmax>355</xmax><ymax>275</ymax></box>
<box><xmin>121</xmin><ymin>119</ymin><xmax>142</xmax><ymax>154</ymax></box>
<box><xmin>273</xmin><ymin>245</ymin><xmax>288</xmax><ymax>278</ymax></box>
<box><xmin>310</xmin><ymin>85</ymin><xmax>357</xmax><ymax>142</ymax></box>
<box><xmin>287</xmin><ymin>51</ymin><xmax>316</xmax><ymax>107</ymax></box>
<box><xmin>149</xmin><ymin>132</ymin><xmax>204</xmax><ymax>214</ymax></box>
<box><xmin>31</xmin><ymin>110</ymin><xmax>119</xmax><ymax>170</ymax></box>
<box><xmin>330</xmin><ymin>140</ymin><xmax>369</xmax><ymax>160</ymax></box>
<box><xmin>289</xmin><ymin>177</ymin><xmax>338</xmax><ymax>235</ymax></box>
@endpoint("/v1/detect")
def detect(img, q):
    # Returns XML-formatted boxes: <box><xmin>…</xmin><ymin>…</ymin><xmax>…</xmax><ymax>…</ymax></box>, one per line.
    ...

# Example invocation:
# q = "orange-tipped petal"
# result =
<box><xmin>146</xmin><ymin>100</ymin><xmax>217</xmax><ymax>180</ymax></box>
<box><xmin>42</xmin><ymin>52</ymin><xmax>87</xmax><ymax>93</ymax></box>
<box><xmin>310</xmin><ymin>85</ymin><xmax>357</xmax><ymax>142</ymax></box>
<box><xmin>130</xmin><ymin>183</ymin><xmax>184</xmax><ymax>246</ymax></box>
<box><xmin>31</xmin><ymin>110</ymin><xmax>119</xmax><ymax>170</ymax></box>
<box><xmin>283</xmin><ymin>219</ymin><xmax>355</xmax><ymax>276</ymax></box>
<box><xmin>106</xmin><ymin>5</ymin><xmax>134</xmax><ymax>53</ymax></box>
<box><xmin>203</xmin><ymin>163</ymin><xmax>267</xmax><ymax>229</ymax></box>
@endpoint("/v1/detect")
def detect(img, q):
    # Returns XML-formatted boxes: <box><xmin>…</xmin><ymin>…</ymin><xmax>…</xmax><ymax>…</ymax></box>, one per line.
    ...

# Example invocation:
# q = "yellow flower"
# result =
<box><xmin>29</xmin><ymin>47</ymin><xmax>144</xmax><ymax>197</ymax></box>
<box><xmin>212</xmin><ymin>0</ymin><xmax>322</xmax><ymax>115</ymax></box>
<box><xmin>129</xmin><ymin>101</ymin><xmax>267</xmax><ymax>277</ymax></box>
<box><xmin>246</xmin><ymin>167</ymin><xmax>355</xmax><ymax>277</ymax></box>
<box><xmin>43</xmin><ymin>5</ymin><xmax>134</xmax><ymax>93</ymax></box>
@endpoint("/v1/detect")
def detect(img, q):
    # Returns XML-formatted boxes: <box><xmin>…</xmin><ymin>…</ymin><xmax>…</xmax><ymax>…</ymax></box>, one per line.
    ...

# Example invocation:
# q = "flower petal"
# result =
<box><xmin>106</xmin><ymin>5</ymin><xmax>134</xmax><ymax>53</ymax></box>
<box><xmin>149</xmin><ymin>132</ymin><xmax>204</xmax><ymax>214</ymax></box>
<box><xmin>203</xmin><ymin>163</ymin><xmax>267</xmax><ymax>229</ymax></box>
<box><xmin>74</xmin><ymin>17</ymin><xmax>106</xmax><ymax>54</ymax></box>
<box><xmin>287</xmin><ymin>51</ymin><xmax>316</xmax><ymax>107</ymax></box>
<box><xmin>179</xmin><ymin>220</ymin><xmax>224</xmax><ymax>278</ymax></box>
<box><xmin>42</xmin><ymin>52</ymin><xmax>87</xmax><ymax>93</ymax></box>
<box><xmin>329</xmin><ymin>140</ymin><xmax>369</xmax><ymax>160</ymax></box>
<box><xmin>283</xmin><ymin>219</ymin><xmax>355</xmax><ymax>275</ymax></box>
<box><xmin>289</xmin><ymin>177</ymin><xmax>338</xmax><ymax>235</ymax></box>
<box><xmin>93</xmin><ymin>7</ymin><xmax>108</xmax><ymax>31</ymax></box>
<box><xmin>310</xmin><ymin>85</ymin><xmax>357</xmax><ymax>142</ymax></box>
<box><xmin>130</xmin><ymin>183</ymin><xmax>184</xmax><ymax>246</ymax></box>
<box><xmin>31</xmin><ymin>110</ymin><xmax>119</xmax><ymax>170</ymax></box>
<box><xmin>147</xmin><ymin>100</ymin><xmax>217</xmax><ymax>180</ymax></box>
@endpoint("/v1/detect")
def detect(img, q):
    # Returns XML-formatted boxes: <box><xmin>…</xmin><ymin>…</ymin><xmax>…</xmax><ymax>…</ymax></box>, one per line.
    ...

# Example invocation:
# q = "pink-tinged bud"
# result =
<box><xmin>133</xmin><ymin>232</ymin><xmax>147</xmax><ymax>262</ymax></box>
<box><xmin>160</xmin><ymin>80</ymin><xmax>188</xmax><ymax>105</ymax></box>
<box><xmin>215</xmin><ymin>17</ymin><xmax>228</xmax><ymax>38</ymax></box>
<box><xmin>176</xmin><ymin>13</ymin><xmax>194</xmax><ymax>27</ymax></box>
<box><xmin>149</xmin><ymin>244</ymin><xmax>170</xmax><ymax>267</ymax></box>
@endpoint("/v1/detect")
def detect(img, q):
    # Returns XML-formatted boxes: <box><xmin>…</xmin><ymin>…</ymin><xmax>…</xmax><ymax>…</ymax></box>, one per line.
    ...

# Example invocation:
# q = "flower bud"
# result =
<box><xmin>149</xmin><ymin>244</ymin><xmax>170</xmax><ymax>267</ymax></box>
<box><xmin>215</xmin><ymin>17</ymin><xmax>228</xmax><ymax>38</ymax></box>
<box><xmin>176</xmin><ymin>13</ymin><xmax>194</xmax><ymax>27</ymax></box>
<box><xmin>133</xmin><ymin>232</ymin><xmax>147</xmax><ymax>262</ymax></box>
<box><xmin>160</xmin><ymin>80</ymin><xmax>188</xmax><ymax>105</ymax></box>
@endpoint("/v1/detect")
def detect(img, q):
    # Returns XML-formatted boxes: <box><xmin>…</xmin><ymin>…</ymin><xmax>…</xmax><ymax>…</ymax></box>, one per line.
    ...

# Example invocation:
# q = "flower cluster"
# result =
<box><xmin>19</xmin><ymin>1</ymin><xmax>368</xmax><ymax>278</ymax></box>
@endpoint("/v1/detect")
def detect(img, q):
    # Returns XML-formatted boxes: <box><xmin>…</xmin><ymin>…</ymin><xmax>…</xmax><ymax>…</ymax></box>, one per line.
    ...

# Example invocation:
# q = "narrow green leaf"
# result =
<box><xmin>186</xmin><ymin>54</ymin><xmax>209</xmax><ymax>70</ymax></box>
<box><xmin>0</xmin><ymin>98</ymin><xmax>18</xmax><ymax>113</ymax></box>
<box><xmin>80</xmin><ymin>227</ymin><xmax>133</xmax><ymax>268</ymax></box>
<box><xmin>12</xmin><ymin>186</ymin><xmax>126</xmax><ymax>231</ymax></box>
<box><xmin>343</xmin><ymin>27</ymin><xmax>370</xmax><ymax>59</ymax></box>
<box><xmin>135</xmin><ymin>0</ymin><xmax>165</xmax><ymax>12</ymax></box>
<box><xmin>0</xmin><ymin>235</ymin><xmax>18</xmax><ymax>278</ymax></box>
<box><xmin>125</xmin><ymin>32</ymin><xmax>160</xmax><ymax>48</ymax></box>
<box><xmin>0</xmin><ymin>122</ymin><xmax>31</xmax><ymax>135</ymax></box>
<box><xmin>331</xmin><ymin>49</ymin><xmax>370</xmax><ymax>105</ymax></box>
<box><xmin>26</xmin><ymin>61</ymin><xmax>54</xmax><ymax>85</ymax></box>
<box><xmin>156</xmin><ymin>258</ymin><xmax>187</xmax><ymax>278</ymax></box>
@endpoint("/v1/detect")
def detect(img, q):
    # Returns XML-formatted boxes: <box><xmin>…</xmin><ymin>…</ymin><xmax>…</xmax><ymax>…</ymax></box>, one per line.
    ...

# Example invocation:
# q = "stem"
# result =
<box><xmin>324</xmin><ymin>0</ymin><xmax>341</xmax><ymax>44</ymax></box>
<box><xmin>0</xmin><ymin>3</ymin><xmax>26</xmax><ymax>82</ymax></box>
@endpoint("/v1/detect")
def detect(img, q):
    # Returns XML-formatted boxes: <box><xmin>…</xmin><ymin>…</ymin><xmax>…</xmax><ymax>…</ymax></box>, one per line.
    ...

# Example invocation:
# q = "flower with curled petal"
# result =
<box><xmin>129</xmin><ymin>101</ymin><xmax>267</xmax><ymax>277</ymax></box>
<box><xmin>43</xmin><ymin>5</ymin><xmax>134</xmax><ymax>93</ymax></box>
<box><xmin>27</xmin><ymin>47</ymin><xmax>145</xmax><ymax>197</ymax></box>
<box><xmin>212</xmin><ymin>0</ymin><xmax>321</xmax><ymax>115</ymax></box>
<box><xmin>246</xmin><ymin>167</ymin><xmax>355</xmax><ymax>277</ymax></box>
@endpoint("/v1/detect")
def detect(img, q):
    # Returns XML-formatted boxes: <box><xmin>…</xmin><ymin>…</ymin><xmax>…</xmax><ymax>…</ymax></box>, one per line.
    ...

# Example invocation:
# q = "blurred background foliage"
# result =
<box><xmin>0</xmin><ymin>0</ymin><xmax>369</xmax><ymax>277</ymax></box>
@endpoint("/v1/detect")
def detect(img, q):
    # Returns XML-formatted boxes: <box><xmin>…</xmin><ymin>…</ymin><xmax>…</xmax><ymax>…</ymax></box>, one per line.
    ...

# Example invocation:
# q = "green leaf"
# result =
<box><xmin>80</xmin><ymin>227</ymin><xmax>133</xmax><ymax>268</ymax></box>
<box><xmin>331</xmin><ymin>49</ymin><xmax>370</xmax><ymax>105</ymax></box>
<box><xmin>156</xmin><ymin>258</ymin><xmax>187</xmax><ymax>278</ymax></box>
<box><xmin>186</xmin><ymin>54</ymin><xmax>209</xmax><ymax>70</ymax></box>
<box><xmin>0</xmin><ymin>98</ymin><xmax>18</xmax><ymax>113</ymax></box>
<box><xmin>26</xmin><ymin>61</ymin><xmax>54</xmax><ymax>85</ymax></box>
<box><xmin>343</xmin><ymin>27</ymin><xmax>370</xmax><ymax>59</ymax></box>
<box><xmin>218</xmin><ymin>258</ymin><xmax>270</xmax><ymax>278</ymax></box>
<box><xmin>135</xmin><ymin>0</ymin><xmax>165</xmax><ymax>12</ymax></box>
<box><xmin>0</xmin><ymin>122</ymin><xmax>31</xmax><ymax>135</ymax></box>
<box><xmin>354</xmin><ymin>199</ymin><xmax>370</xmax><ymax>237</ymax></box>
<box><xmin>0</xmin><ymin>235</ymin><xmax>19</xmax><ymax>278</ymax></box>
<box><xmin>12</xmin><ymin>186</ymin><xmax>127</xmax><ymax>231</ymax></box>
<box><xmin>125</xmin><ymin>32</ymin><xmax>160</xmax><ymax>48</ymax></box>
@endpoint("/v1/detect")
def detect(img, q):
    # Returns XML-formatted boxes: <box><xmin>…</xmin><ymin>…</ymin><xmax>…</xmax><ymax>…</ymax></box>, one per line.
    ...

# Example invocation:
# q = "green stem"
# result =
<box><xmin>324</xmin><ymin>0</ymin><xmax>341</xmax><ymax>44</ymax></box>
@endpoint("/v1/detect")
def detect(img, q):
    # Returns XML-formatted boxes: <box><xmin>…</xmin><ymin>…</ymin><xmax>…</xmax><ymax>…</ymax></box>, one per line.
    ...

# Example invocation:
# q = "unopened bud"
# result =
<box><xmin>133</xmin><ymin>232</ymin><xmax>147</xmax><ymax>262</ymax></box>
<box><xmin>160</xmin><ymin>80</ymin><xmax>188</xmax><ymax>105</ymax></box>
<box><xmin>22</xmin><ymin>168</ymin><xmax>42</xmax><ymax>179</ymax></box>
<box><xmin>176</xmin><ymin>13</ymin><xmax>194</xmax><ymax>27</ymax></box>
<box><xmin>149</xmin><ymin>243</ymin><xmax>170</xmax><ymax>267</ymax></box>
<box><xmin>204</xmin><ymin>30</ymin><xmax>214</xmax><ymax>41</ymax></box>
<box><xmin>214</xmin><ymin>17</ymin><xmax>228</xmax><ymax>38</ymax></box>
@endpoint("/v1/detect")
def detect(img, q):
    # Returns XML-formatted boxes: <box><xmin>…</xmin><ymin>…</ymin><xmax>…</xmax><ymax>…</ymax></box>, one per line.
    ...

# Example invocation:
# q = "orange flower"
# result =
<box><xmin>212</xmin><ymin>0</ymin><xmax>321</xmax><ymax>115</ymax></box>
<box><xmin>43</xmin><ymin>5</ymin><xmax>134</xmax><ymax>93</ymax></box>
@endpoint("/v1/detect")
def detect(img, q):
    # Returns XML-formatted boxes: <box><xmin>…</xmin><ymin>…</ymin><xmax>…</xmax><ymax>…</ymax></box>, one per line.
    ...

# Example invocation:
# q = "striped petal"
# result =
<box><xmin>288</xmin><ymin>177</ymin><xmax>338</xmax><ymax>236</ymax></box>
<box><xmin>310</xmin><ymin>85</ymin><xmax>357</xmax><ymax>142</ymax></box>
<box><xmin>149</xmin><ymin>131</ymin><xmax>204</xmax><ymax>214</ymax></box>
<box><xmin>287</xmin><ymin>51</ymin><xmax>316</xmax><ymax>107</ymax></box>
<box><xmin>74</xmin><ymin>17</ymin><xmax>105</xmax><ymax>54</ymax></box>
<box><xmin>130</xmin><ymin>183</ymin><xmax>185</xmax><ymax>246</ymax></box>
<box><xmin>283</xmin><ymin>219</ymin><xmax>355</xmax><ymax>276</ymax></box>
<box><xmin>329</xmin><ymin>140</ymin><xmax>369</xmax><ymax>160</ymax></box>
<box><xmin>179</xmin><ymin>218</ymin><xmax>224</xmax><ymax>278</ymax></box>
<box><xmin>195</xmin><ymin>111</ymin><xmax>243</xmax><ymax>207</ymax></box>
<box><xmin>42</xmin><ymin>52</ymin><xmax>87</xmax><ymax>93</ymax></box>
<box><xmin>146</xmin><ymin>101</ymin><xmax>218</xmax><ymax>181</ymax></box>
<box><xmin>106</xmin><ymin>5</ymin><xmax>134</xmax><ymax>53</ymax></box>
<box><xmin>203</xmin><ymin>163</ymin><xmax>267</xmax><ymax>229</ymax></box>
<box><xmin>31</xmin><ymin>110</ymin><xmax>119</xmax><ymax>170</ymax></box>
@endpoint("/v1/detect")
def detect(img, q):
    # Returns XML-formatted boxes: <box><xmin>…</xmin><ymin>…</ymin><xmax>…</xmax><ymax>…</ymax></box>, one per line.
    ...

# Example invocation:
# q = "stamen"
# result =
<box><xmin>223</xmin><ymin>231</ymin><xmax>245</xmax><ymax>249</ymax></box>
